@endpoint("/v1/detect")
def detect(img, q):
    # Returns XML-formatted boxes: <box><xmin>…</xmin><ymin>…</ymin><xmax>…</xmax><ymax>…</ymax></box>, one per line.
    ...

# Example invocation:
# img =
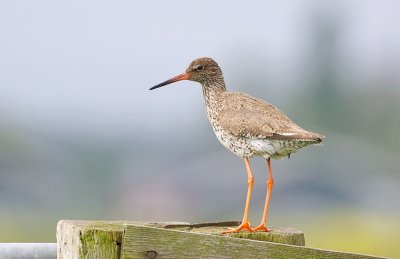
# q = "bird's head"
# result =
<box><xmin>150</xmin><ymin>57</ymin><xmax>224</xmax><ymax>90</ymax></box>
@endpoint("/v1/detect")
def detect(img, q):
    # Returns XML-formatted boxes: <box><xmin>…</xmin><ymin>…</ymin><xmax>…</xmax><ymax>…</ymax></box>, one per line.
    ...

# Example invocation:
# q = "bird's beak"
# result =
<box><xmin>149</xmin><ymin>73</ymin><xmax>190</xmax><ymax>90</ymax></box>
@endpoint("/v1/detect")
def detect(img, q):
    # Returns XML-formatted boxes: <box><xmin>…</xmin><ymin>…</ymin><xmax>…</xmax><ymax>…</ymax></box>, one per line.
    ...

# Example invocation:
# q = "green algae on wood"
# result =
<box><xmin>57</xmin><ymin>221</ymin><xmax>127</xmax><ymax>259</ymax></box>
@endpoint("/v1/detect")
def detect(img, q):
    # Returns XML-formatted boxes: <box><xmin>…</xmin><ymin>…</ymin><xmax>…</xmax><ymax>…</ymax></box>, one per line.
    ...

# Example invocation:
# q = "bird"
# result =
<box><xmin>149</xmin><ymin>57</ymin><xmax>324</xmax><ymax>233</ymax></box>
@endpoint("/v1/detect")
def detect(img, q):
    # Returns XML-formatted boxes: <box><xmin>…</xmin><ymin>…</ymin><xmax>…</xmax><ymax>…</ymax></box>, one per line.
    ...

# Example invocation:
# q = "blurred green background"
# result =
<box><xmin>0</xmin><ymin>1</ymin><xmax>399</xmax><ymax>258</ymax></box>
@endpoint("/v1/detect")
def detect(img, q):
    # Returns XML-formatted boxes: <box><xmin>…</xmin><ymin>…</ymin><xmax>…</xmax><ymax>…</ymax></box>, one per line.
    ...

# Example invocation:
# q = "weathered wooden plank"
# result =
<box><xmin>57</xmin><ymin>220</ymin><xmax>305</xmax><ymax>258</ymax></box>
<box><xmin>121</xmin><ymin>225</ymin><xmax>387</xmax><ymax>259</ymax></box>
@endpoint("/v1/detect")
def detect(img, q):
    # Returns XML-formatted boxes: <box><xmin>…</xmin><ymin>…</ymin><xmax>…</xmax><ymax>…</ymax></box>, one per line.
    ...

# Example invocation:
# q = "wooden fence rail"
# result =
<box><xmin>0</xmin><ymin>243</ymin><xmax>56</xmax><ymax>259</ymax></box>
<box><xmin>56</xmin><ymin>220</ymin><xmax>388</xmax><ymax>259</ymax></box>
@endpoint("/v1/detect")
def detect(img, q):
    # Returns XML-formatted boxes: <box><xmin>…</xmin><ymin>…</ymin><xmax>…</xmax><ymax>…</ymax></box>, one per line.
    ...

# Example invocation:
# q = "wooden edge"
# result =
<box><xmin>161</xmin><ymin>221</ymin><xmax>240</xmax><ymax>229</ymax></box>
<box><xmin>121</xmin><ymin>225</ymin><xmax>388</xmax><ymax>259</ymax></box>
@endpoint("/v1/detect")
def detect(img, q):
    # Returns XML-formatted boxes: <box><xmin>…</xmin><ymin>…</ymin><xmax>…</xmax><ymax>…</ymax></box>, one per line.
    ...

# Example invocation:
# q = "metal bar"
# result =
<box><xmin>0</xmin><ymin>243</ymin><xmax>56</xmax><ymax>259</ymax></box>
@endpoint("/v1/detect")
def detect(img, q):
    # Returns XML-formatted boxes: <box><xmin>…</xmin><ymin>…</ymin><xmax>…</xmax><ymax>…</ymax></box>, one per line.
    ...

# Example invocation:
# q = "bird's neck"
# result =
<box><xmin>201</xmin><ymin>78</ymin><xmax>226</xmax><ymax>118</ymax></box>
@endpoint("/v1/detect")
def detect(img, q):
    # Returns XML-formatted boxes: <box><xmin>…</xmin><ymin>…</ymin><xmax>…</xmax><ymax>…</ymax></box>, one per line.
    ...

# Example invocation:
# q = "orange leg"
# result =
<box><xmin>252</xmin><ymin>158</ymin><xmax>274</xmax><ymax>232</ymax></box>
<box><xmin>222</xmin><ymin>157</ymin><xmax>254</xmax><ymax>234</ymax></box>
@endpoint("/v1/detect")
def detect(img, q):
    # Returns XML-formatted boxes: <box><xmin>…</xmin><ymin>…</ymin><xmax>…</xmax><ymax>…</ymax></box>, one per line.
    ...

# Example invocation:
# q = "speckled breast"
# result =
<box><xmin>212</xmin><ymin>124</ymin><xmax>255</xmax><ymax>158</ymax></box>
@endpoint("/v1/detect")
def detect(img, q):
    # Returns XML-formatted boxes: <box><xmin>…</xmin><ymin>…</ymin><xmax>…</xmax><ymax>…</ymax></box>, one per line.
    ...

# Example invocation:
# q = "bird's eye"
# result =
<box><xmin>195</xmin><ymin>65</ymin><xmax>204</xmax><ymax>71</ymax></box>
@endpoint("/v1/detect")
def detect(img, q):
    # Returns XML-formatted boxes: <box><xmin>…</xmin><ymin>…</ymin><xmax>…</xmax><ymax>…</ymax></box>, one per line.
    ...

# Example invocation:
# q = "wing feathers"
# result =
<box><xmin>216</xmin><ymin>92</ymin><xmax>324</xmax><ymax>141</ymax></box>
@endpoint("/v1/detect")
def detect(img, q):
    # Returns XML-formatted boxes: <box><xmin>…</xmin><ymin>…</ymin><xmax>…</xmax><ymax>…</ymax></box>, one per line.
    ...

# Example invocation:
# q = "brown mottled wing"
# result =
<box><xmin>217</xmin><ymin>92</ymin><xmax>323</xmax><ymax>140</ymax></box>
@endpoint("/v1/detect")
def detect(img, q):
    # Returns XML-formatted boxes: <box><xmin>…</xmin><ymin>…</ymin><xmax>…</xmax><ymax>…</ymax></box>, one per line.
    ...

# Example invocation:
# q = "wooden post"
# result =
<box><xmin>57</xmin><ymin>220</ymin><xmax>141</xmax><ymax>259</ymax></box>
<box><xmin>57</xmin><ymin>220</ymin><xmax>387</xmax><ymax>259</ymax></box>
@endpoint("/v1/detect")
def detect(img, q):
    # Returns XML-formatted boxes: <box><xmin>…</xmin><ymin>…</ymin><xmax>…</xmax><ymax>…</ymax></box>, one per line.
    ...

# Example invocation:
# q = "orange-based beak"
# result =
<box><xmin>149</xmin><ymin>73</ymin><xmax>190</xmax><ymax>90</ymax></box>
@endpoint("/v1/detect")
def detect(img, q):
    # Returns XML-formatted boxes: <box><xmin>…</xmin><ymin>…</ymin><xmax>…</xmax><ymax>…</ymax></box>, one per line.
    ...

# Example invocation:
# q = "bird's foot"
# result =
<box><xmin>251</xmin><ymin>224</ymin><xmax>271</xmax><ymax>232</ymax></box>
<box><xmin>222</xmin><ymin>221</ymin><xmax>254</xmax><ymax>234</ymax></box>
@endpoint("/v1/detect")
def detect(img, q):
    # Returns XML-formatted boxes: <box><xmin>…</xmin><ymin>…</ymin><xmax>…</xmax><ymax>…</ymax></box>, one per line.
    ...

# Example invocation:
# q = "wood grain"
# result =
<box><xmin>122</xmin><ymin>225</ymin><xmax>386</xmax><ymax>259</ymax></box>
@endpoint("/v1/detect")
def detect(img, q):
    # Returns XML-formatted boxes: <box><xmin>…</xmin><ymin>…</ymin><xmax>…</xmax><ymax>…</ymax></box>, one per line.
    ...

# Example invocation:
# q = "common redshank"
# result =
<box><xmin>150</xmin><ymin>57</ymin><xmax>324</xmax><ymax>233</ymax></box>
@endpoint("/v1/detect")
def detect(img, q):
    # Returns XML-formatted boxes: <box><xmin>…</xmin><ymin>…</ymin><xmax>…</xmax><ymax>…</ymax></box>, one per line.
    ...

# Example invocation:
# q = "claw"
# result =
<box><xmin>251</xmin><ymin>224</ymin><xmax>271</xmax><ymax>232</ymax></box>
<box><xmin>222</xmin><ymin>221</ymin><xmax>254</xmax><ymax>234</ymax></box>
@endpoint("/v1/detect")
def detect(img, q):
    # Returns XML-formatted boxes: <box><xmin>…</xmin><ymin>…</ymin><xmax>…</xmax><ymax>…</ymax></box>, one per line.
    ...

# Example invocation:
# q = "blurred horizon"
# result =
<box><xmin>1</xmin><ymin>1</ymin><xmax>399</xmax><ymax>257</ymax></box>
